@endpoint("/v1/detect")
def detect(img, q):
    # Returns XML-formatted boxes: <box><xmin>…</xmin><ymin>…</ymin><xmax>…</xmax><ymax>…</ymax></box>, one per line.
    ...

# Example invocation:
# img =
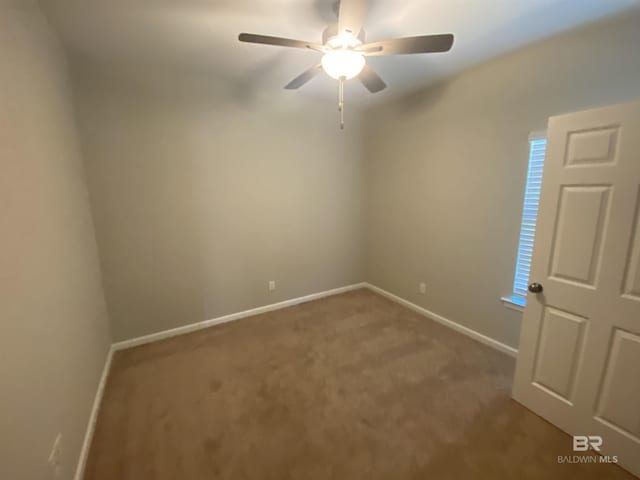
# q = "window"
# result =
<box><xmin>506</xmin><ymin>133</ymin><xmax>547</xmax><ymax>308</ymax></box>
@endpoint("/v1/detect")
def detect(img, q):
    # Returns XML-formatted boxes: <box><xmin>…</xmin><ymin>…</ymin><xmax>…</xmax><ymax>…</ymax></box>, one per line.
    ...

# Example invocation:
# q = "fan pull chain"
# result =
<box><xmin>338</xmin><ymin>76</ymin><xmax>345</xmax><ymax>130</ymax></box>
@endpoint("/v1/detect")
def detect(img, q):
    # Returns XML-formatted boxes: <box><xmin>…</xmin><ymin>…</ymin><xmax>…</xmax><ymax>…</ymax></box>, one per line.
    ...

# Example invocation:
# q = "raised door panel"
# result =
<box><xmin>595</xmin><ymin>329</ymin><xmax>640</xmax><ymax>441</ymax></box>
<box><xmin>549</xmin><ymin>186</ymin><xmax>611</xmax><ymax>287</ymax></box>
<box><xmin>565</xmin><ymin>126</ymin><xmax>619</xmax><ymax>167</ymax></box>
<box><xmin>532</xmin><ymin>307</ymin><xmax>587</xmax><ymax>403</ymax></box>
<box><xmin>622</xmin><ymin>187</ymin><xmax>640</xmax><ymax>301</ymax></box>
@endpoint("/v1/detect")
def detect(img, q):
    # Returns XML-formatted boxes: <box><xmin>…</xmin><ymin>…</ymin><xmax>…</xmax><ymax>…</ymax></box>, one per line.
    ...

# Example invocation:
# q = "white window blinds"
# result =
<box><xmin>510</xmin><ymin>135</ymin><xmax>547</xmax><ymax>307</ymax></box>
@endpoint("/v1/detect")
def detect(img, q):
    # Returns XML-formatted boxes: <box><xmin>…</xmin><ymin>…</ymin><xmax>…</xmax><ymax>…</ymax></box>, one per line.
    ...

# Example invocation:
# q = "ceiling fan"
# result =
<box><xmin>238</xmin><ymin>0</ymin><xmax>454</xmax><ymax>128</ymax></box>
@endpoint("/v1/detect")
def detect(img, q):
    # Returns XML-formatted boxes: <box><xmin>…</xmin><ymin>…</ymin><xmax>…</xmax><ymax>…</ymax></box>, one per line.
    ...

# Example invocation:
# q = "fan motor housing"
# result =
<box><xmin>322</xmin><ymin>25</ymin><xmax>366</xmax><ymax>46</ymax></box>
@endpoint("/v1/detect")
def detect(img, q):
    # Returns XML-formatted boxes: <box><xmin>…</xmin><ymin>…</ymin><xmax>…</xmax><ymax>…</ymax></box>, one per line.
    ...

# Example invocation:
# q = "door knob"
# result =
<box><xmin>528</xmin><ymin>283</ymin><xmax>543</xmax><ymax>294</ymax></box>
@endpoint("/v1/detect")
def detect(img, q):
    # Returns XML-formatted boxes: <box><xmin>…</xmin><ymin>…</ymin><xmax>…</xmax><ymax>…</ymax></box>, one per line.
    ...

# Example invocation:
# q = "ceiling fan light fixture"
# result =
<box><xmin>321</xmin><ymin>50</ymin><xmax>365</xmax><ymax>80</ymax></box>
<box><xmin>238</xmin><ymin>0</ymin><xmax>455</xmax><ymax>128</ymax></box>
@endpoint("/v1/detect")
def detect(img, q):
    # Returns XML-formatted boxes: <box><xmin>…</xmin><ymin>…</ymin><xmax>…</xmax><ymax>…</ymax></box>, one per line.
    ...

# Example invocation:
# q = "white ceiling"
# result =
<box><xmin>42</xmin><ymin>0</ymin><xmax>640</xmax><ymax>103</ymax></box>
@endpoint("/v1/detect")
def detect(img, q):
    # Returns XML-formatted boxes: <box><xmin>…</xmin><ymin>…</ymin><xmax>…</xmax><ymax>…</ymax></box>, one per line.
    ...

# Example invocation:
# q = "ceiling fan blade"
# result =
<box><xmin>338</xmin><ymin>0</ymin><xmax>369</xmax><ymax>37</ymax></box>
<box><xmin>360</xmin><ymin>34</ymin><xmax>454</xmax><ymax>56</ymax></box>
<box><xmin>359</xmin><ymin>64</ymin><xmax>387</xmax><ymax>93</ymax></box>
<box><xmin>239</xmin><ymin>33</ymin><xmax>323</xmax><ymax>51</ymax></box>
<box><xmin>285</xmin><ymin>65</ymin><xmax>323</xmax><ymax>90</ymax></box>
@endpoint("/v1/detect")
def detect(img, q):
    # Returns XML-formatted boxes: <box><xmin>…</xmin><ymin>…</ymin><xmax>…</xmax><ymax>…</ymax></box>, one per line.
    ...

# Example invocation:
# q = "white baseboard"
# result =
<box><xmin>74</xmin><ymin>345</ymin><xmax>114</xmax><ymax>480</ymax></box>
<box><xmin>364</xmin><ymin>283</ymin><xmax>518</xmax><ymax>358</ymax></box>
<box><xmin>112</xmin><ymin>283</ymin><xmax>367</xmax><ymax>351</ymax></box>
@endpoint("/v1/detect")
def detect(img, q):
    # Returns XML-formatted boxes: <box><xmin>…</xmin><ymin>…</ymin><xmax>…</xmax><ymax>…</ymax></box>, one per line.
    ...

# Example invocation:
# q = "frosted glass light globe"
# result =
<box><xmin>321</xmin><ymin>50</ymin><xmax>366</xmax><ymax>80</ymax></box>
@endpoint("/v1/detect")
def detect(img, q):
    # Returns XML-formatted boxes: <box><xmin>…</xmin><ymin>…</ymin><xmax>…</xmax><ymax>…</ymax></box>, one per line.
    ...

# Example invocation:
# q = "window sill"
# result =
<box><xmin>501</xmin><ymin>296</ymin><xmax>525</xmax><ymax>313</ymax></box>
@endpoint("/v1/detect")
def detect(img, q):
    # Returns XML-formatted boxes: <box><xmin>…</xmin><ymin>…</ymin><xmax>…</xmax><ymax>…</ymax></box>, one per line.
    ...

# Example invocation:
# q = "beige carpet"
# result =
<box><xmin>85</xmin><ymin>289</ymin><xmax>634</xmax><ymax>479</ymax></box>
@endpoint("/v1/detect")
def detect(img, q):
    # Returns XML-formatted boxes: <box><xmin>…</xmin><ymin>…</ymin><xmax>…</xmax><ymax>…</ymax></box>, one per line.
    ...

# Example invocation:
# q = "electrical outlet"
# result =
<box><xmin>268</xmin><ymin>280</ymin><xmax>276</xmax><ymax>291</ymax></box>
<box><xmin>419</xmin><ymin>282</ymin><xmax>427</xmax><ymax>294</ymax></box>
<box><xmin>48</xmin><ymin>434</ymin><xmax>62</xmax><ymax>478</ymax></box>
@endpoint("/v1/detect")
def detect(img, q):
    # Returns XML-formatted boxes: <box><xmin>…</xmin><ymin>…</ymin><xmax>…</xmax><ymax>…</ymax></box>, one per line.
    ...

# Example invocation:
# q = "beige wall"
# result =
<box><xmin>364</xmin><ymin>12</ymin><xmax>640</xmax><ymax>349</ymax></box>
<box><xmin>72</xmin><ymin>64</ymin><xmax>366</xmax><ymax>341</ymax></box>
<box><xmin>0</xmin><ymin>3</ymin><xmax>112</xmax><ymax>479</ymax></box>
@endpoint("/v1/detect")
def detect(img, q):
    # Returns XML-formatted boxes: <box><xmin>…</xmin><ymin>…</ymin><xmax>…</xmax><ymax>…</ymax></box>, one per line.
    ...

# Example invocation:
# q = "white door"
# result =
<box><xmin>513</xmin><ymin>100</ymin><xmax>640</xmax><ymax>477</ymax></box>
